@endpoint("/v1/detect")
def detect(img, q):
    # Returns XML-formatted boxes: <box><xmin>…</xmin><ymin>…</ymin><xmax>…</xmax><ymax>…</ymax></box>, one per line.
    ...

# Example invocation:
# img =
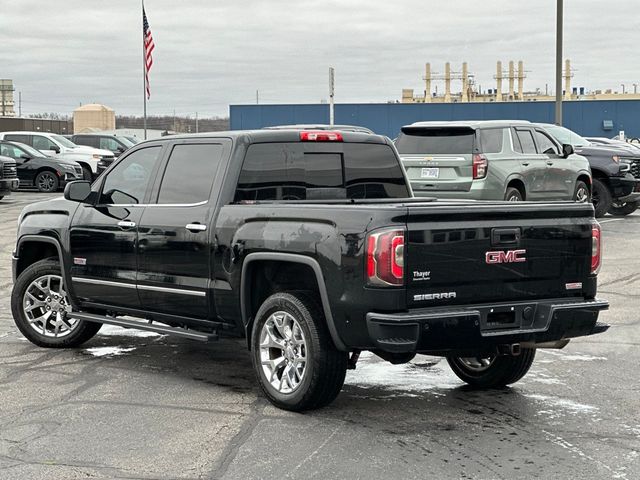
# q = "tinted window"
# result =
<box><xmin>395</xmin><ymin>128</ymin><xmax>475</xmax><ymax>154</ymax></box>
<box><xmin>478</xmin><ymin>128</ymin><xmax>504</xmax><ymax>154</ymax></box>
<box><xmin>534</xmin><ymin>130</ymin><xmax>559</xmax><ymax>155</ymax></box>
<box><xmin>100</xmin><ymin>146</ymin><xmax>161</xmax><ymax>204</ymax></box>
<box><xmin>235</xmin><ymin>143</ymin><xmax>409</xmax><ymax>201</ymax></box>
<box><xmin>157</xmin><ymin>144</ymin><xmax>223</xmax><ymax>204</ymax></box>
<box><xmin>100</xmin><ymin>137</ymin><xmax>121</xmax><ymax>151</ymax></box>
<box><xmin>0</xmin><ymin>143</ymin><xmax>24</xmax><ymax>158</ymax></box>
<box><xmin>73</xmin><ymin>136</ymin><xmax>96</xmax><ymax>148</ymax></box>
<box><xmin>514</xmin><ymin>129</ymin><xmax>537</xmax><ymax>154</ymax></box>
<box><xmin>32</xmin><ymin>135</ymin><xmax>57</xmax><ymax>151</ymax></box>
<box><xmin>4</xmin><ymin>134</ymin><xmax>29</xmax><ymax>144</ymax></box>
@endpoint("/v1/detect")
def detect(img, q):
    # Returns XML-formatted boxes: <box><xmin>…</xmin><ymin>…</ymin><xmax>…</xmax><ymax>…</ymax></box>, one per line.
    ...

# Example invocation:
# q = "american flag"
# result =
<box><xmin>143</xmin><ymin>4</ymin><xmax>155</xmax><ymax>99</ymax></box>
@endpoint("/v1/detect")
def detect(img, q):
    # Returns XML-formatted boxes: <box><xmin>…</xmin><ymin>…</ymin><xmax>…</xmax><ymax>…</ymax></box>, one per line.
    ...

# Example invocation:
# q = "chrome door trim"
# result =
<box><xmin>72</xmin><ymin>277</ymin><xmax>136</xmax><ymax>289</ymax></box>
<box><xmin>137</xmin><ymin>284</ymin><xmax>206</xmax><ymax>297</ymax></box>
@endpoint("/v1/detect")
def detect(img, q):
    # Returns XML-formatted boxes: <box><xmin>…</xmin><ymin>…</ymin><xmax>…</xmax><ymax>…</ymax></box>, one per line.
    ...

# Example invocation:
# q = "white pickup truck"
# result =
<box><xmin>0</xmin><ymin>131</ymin><xmax>115</xmax><ymax>180</ymax></box>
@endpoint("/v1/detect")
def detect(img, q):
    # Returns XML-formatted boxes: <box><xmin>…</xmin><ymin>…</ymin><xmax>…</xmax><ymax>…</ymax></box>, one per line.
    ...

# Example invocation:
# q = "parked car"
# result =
<box><xmin>395</xmin><ymin>120</ymin><xmax>591</xmax><ymax>202</ymax></box>
<box><xmin>0</xmin><ymin>141</ymin><xmax>83</xmax><ymax>192</ymax></box>
<box><xmin>539</xmin><ymin>124</ymin><xmax>640</xmax><ymax>217</ymax></box>
<box><xmin>0</xmin><ymin>155</ymin><xmax>19</xmax><ymax>200</ymax></box>
<box><xmin>122</xmin><ymin>136</ymin><xmax>141</xmax><ymax>145</ymax></box>
<box><xmin>0</xmin><ymin>132</ymin><xmax>115</xmax><ymax>181</ymax></box>
<box><xmin>11</xmin><ymin>129</ymin><xmax>609</xmax><ymax>411</ymax></box>
<box><xmin>71</xmin><ymin>133</ymin><xmax>135</xmax><ymax>158</ymax></box>
<box><xmin>585</xmin><ymin>137</ymin><xmax>640</xmax><ymax>154</ymax></box>
<box><xmin>264</xmin><ymin>124</ymin><xmax>375</xmax><ymax>134</ymax></box>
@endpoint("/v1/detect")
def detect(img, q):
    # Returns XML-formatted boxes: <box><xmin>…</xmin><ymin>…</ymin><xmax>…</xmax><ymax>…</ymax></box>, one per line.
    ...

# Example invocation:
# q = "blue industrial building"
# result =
<box><xmin>230</xmin><ymin>100</ymin><xmax>640</xmax><ymax>139</ymax></box>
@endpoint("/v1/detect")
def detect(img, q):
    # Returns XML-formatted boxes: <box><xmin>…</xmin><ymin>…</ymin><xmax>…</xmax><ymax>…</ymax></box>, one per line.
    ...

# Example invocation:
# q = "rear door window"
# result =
<box><xmin>157</xmin><ymin>144</ymin><xmax>223</xmax><ymax>204</ymax></box>
<box><xmin>4</xmin><ymin>134</ymin><xmax>30</xmax><ymax>145</ymax></box>
<box><xmin>514</xmin><ymin>129</ymin><xmax>537</xmax><ymax>154</ymax></box>
<box><xmin>395</xmin><ymin>128</ymin><xmax>475</xmax><ymax>155</ymax></box>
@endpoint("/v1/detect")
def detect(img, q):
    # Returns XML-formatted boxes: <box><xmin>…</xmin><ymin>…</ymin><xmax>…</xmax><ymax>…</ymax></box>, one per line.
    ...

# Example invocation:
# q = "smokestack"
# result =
<box><xmin>508</xmin><ymin>61</ymin><xmax>515</xmax><ymax>100</ymax></box>
<box><xmin>424</xmin><ymin>63</ymin><xmax>432</xmax><ymax>103</ymax></box>
<box><xmin>564</xmin><ymin>59</ymin><xmax>571</xmax><ymax>100</ymax></box>
<box><xmin>444</xmin><ymin>62</ymin><xmax>452</xmax><ymax>102</ymax></box>
<box><xmin>461</xmin><ymin>62</ymin><xmax>469</xmax><ymax>102</ymax></box>
<box><xmin>496</xmin><ymin>61</ymin><xmax>503</xmax><ymax>102</ymax></box>
<box><xmin>518</xmin><ymin>60</ymin><xmax>524</xmax><ymax>100</ymax></box>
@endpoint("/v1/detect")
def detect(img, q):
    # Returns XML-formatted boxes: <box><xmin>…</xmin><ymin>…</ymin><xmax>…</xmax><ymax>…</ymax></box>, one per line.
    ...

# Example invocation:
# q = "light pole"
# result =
<box><xmin>555</xmin><ymin>0</ymin><xmax>563</xmax><ymax>125</ymax></box>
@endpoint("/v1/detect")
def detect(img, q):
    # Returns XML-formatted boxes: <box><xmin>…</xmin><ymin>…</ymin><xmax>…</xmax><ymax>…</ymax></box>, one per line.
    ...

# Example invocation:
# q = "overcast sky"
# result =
<box><xmin>1</xmin><ymin>0</ymin><xmax>636</xmax><ymax>118</ymax></box>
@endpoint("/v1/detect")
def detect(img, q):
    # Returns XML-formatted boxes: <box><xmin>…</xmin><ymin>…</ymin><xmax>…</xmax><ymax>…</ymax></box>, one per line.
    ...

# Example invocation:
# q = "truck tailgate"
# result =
<box><xmin>405</xmin><ymin>202</ymin><xmax>595</xmax><ymax>308</ymax></box>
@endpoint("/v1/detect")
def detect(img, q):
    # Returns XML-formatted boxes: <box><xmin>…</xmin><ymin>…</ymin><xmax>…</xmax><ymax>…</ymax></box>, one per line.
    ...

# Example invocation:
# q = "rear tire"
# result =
<box><xmin>251</xmin><ymin>292</ymin><xmax>348</xmax><ymax>411</ymax></box>
<box><xmin>446</xmin><ymin>348</ymin><xmax>536</xmax><ymax>388</ymax></box>
<box><xmin>11</xmin><ymin>259</ymin><xmax>102</xmax><ymax>348</ymax></box>
<box><xmin>573</xmin><ymin>180</ymin><xmax>590</xmax><ymax>203</ymax></box>
<box><xmin>591</xmin><ymin>179</ymin><xmax>612</xmax><ymax>218</ymax></box>
<box><xmin>504</xmin><ymin>187</ymin><xmax>523</xmax><ymax>202</ymax></box>
<box><xmin>608</xmin><ymin>200</ymin><xmax>638</xmax><ymax>216</ymax></box>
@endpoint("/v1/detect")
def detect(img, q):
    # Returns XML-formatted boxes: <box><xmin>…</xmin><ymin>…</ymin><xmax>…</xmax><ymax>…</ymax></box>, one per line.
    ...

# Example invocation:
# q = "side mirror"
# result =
<box><xmin>116</xmin><ymin>146</ymin><xmax>125</xmax><ymax>153</ymax></box>
<box><xmin>20</xmin><ymin>154</ymin><xmax>32</xmax><ymax>161</ymax></box>
<box><xmin>562</xmin><ymin>144</ymin><xmax>574</xmax><ymax>158</ymax></box>
<box><xmin>50</xmin><ymin>145</ymin><xmax>61</xmax><ymax>154</ymax></box>
<box><xmin>64</xmin><ymin>181</ymin><xmax>91</xmax><ymax>203</ymax></box>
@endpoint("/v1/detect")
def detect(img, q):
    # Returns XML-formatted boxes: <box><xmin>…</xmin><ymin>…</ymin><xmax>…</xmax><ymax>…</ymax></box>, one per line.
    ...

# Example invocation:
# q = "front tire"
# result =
<box><xmin>574</xmin><ymin>180</ymin><xmax>590</xmax><ymax>203</ymax></box>
<box><xmin>591</xmin><ymin>179</ymin><xmax>612</xmax><ymax>218</ymax></box>
<box><xmin>11</xmin><ymin>259</ymin><xmax>102</xmax><ymax>348</ymax></box>
<box><xmin>81</xmin><ymin>165</ymin><xmax>93</xmax><ymax>182</ymax></box>
<box><xmin>608</xmin><ymin>200</ymin><xmax>638</xmax><ymax>216</ymax></box>
<box><xmin>251</xmin><ymin>292</ymin><xmax>348</xmax><ymax>411</ymax></box>
<box><xmin>35</xmin><ymin>171</ymin><xmax>59</xmax><ymax>193</ymax></box>
<box><xmin>447</xmin><ymin>348</ymin><xmax>536</xmax><ymax>388</ymax></box>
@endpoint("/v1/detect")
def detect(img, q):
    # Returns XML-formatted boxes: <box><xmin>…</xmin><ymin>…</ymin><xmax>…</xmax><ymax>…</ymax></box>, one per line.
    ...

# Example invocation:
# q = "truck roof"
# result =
<box><xmin>138</xmin><ymin>129</ymin><xmax>391</xmax><ymax>145</ymax></box>
<box><xmin>404</xmin><ymin>120</ymin><xmax>533</xmax><ymax>130</ymax></box>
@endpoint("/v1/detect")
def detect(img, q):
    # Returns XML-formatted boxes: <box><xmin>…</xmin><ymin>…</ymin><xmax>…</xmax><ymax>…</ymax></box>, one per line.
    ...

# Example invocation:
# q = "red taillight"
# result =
<box><xmin>591</xmin><ymin>221</ymin><xmax>601</xmax><ymax>274</ymax></box>
<box><xmin>366</xmin><ymin>228</ymin><xmax>404</xmax><ymax>286</ymax></box>
<box><xmin>300</xmin><ymin>131</ymin><xmax>343</xmax><ymax>142</ymax></box>
<box><xmin>472</xmin><ymin>153</ymin><xmax>488</xmax><ymax>179</ymax></box>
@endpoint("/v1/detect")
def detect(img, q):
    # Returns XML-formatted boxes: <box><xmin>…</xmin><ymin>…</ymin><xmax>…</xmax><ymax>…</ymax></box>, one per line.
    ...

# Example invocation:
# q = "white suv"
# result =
<box><xmin>0</xmin><ymin>132</ymin><xmax>115</xmax><ymax>180</ymax></box>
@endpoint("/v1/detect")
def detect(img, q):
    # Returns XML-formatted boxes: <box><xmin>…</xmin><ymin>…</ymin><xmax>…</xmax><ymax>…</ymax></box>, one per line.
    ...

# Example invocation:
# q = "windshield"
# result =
<box><xmin>10</xmin><ymin>142</ymin><xmax>45</xmax><ymax>158</ymax></box>
<box><xmin>543</xmin><ymin>125</ymin><xmax>590</xmax><ymax>147</ymax></box>
<box><xmin>125</xmin><ymin>136</ymin><xmax>141</xmax><ymax>145</ymax></box>
<box><xmin>117</xmin><ymin>136</ymin><xmax>135</xmax><ymax>147</ymax></box>
<box><xmin>51</xmin><ymin>134</ymin><xmax>78</xmax><ymax>148</ymax></box>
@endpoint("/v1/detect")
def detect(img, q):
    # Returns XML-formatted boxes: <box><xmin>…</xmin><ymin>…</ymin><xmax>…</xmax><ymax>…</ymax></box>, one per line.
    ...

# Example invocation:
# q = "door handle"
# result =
<box><xmin>521</xmin><ymin>162</ymin><xmax>530</xmax><ymax>166</ymax></box>
<box><xmin>117</xmin><ymin>220</ymin><xmax>136</xmax><ymax>229</ymax></box>
<box><xmin>546</xmin><ymin>161</ymin><xmax>554</xmax><ymax>166</ymax></box>
<box><xmin>186</xmin><ymin>223</ymin><xmax>207</xmax><ymax>232</ymax></box>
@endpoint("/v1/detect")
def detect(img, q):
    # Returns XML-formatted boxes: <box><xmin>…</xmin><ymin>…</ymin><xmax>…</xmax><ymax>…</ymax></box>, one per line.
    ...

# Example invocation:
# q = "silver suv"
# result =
<box><xmin>395</xmin><ymin>120</ymin><xmax>591</xmax><ymax>202</ymax></box>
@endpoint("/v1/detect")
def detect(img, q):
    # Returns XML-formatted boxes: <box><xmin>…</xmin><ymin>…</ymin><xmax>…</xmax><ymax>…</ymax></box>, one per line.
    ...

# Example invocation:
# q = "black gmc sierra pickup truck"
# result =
<box><xmin>11</xmin><ymin>129</ymin><xmax>609</xmax><ymax>411</ymax></box>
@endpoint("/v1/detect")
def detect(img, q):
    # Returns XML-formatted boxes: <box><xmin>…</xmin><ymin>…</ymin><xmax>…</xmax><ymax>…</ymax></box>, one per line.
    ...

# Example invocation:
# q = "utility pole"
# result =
<box><xmin>256</xmin><ymin>90</ymin><xmax>259</xmax><ymax>104</ymax></box>
<box><xmin>555</xmin><ymin>0</ymin><xmax>563</xmax><ymax>125</ymax></box>
<box><xmin>195</xmin><ymin>111</ymin><xmax>199</xmax><ymax>133</ymax></box>
<box><xmin>173</xmin><ymin>108</ymin><xmax>176</xmax><ymax>132</ymax></box>
<box><xmin>329</xmin><ymin>67</ymin><xmax>335</xmax><ymax>126</ymax></box>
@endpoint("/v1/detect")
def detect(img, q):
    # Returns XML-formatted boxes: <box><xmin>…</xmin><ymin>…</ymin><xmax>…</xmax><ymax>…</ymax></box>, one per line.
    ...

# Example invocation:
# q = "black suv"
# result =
<box><xmin>71</xmin><ymin>134</ymin><xmax>134</xmax><ymax>158</ymax></box>
<box><xmin>11</xmin><ymin>129</ymin><xmax>608</xmax><ymax>410</ymax></box>
<box><xmin>539</xmin><ymin>124</ymin><xmax>640</xmax><ymax>216</ymax></box>
<box><xmin>0</xmin><ymin>141</ymin><xmax>83</xmax><ymax>192</ymax></box>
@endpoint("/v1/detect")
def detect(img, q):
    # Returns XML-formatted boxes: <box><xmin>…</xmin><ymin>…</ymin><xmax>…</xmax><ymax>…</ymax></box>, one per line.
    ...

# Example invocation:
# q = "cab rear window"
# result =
<box><xmin>395</xmin><ymin>128</ymin><xmax>475</xmax><ymax>155</ymax></box>
<box><xmin>234</xmin><ymin>143</ymin><xmax>409</xmax><ymax>201</ymax></box>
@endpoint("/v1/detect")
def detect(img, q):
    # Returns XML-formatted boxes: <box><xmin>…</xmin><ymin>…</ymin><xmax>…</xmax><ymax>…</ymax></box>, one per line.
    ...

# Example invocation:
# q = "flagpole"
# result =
<box><xmin>142</xmin><ymin>0</ymin><xmax>147</xmax><ymax>140</ymax></box>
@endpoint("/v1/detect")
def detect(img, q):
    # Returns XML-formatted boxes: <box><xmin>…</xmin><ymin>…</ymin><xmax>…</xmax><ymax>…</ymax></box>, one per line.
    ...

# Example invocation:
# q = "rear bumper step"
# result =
<box><xmin>70</xmin><ymin>312</ymin><xmax>218</xmax><ymax>342</ymax></box>
<box><xmin>366</xmin><ymin>298</ymin><xmax>609</xmax><ymax>354</ymax></box>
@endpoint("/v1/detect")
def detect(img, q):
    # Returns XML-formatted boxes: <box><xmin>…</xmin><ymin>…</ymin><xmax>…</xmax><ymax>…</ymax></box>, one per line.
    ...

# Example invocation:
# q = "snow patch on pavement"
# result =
<box><xmin>344</xmin><ymin>352</ymin><xmax>461</xmax><ymax>394</ymax></box>
<box><xmin>99</xmin><ymin>324</ymin><xmax>163</xmax><ymax>338</ymax></box>
<box><xmin>84</xmin><ymin>346</ymin><xmax>136</xmax><ymax>357</ymax></box>
<box><xmin>540</xmin><ymin>350</ymin><xmax>607</xmax><ymax>362</ymax></box>
<box><xmin>525</xmin><ymin>393</ymin><xmax>598</xmax><ymax>414</ymax></box>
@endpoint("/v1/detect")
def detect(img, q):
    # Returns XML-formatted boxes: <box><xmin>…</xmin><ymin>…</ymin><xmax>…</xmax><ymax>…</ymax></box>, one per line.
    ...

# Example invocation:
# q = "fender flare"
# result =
<box><xmin>15</xmin><ymin>235</ymin><xmax>78</xmax><ymax>309</ymax></box>
<box><xmin>240</xmin><ymin>252</ymin><xmax>347</xmax><ymax>351</ymax></box>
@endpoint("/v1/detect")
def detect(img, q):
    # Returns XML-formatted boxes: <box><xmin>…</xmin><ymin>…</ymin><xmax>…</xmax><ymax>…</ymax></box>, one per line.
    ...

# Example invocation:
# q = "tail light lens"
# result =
<box><xmin>472</xmin><ymin>154</ymin><xmax>488</xmax><ymax>179</ymax></box>
<box><xmin>591</xmin><ymin>221</ymin><xmax>602</xmax><ymax>274</ymax></box>
<box><xmin>300</xmin><ymin>131</ymin><xmax>343</xmax><ymax>142</ymax></box>
<box><xmin>366</xmin><ymin>228</ymin><xmax>404</xmax><ymax>286</ymax></box>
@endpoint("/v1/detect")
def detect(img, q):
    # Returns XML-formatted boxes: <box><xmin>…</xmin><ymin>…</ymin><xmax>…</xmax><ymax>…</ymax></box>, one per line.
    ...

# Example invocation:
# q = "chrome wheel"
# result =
<box><xmin>508</xmin><ymin>195</ymin><xmax>520</xmax><ymax>202</ymax></box>
<box><xmin>259</xmin><ymin>311</ymin><xmax>307</xmax><ymax>394</ymax></box>
<box><xmin>23</xmin><ymin>274</ymin><xmax>77</xmax><ymax>338</ymax></box>
<box><xmin>575</xmin><ymin>186</ymin><xmax>589</xmax><ymax>202</ymax></box>
<box><xmin>456</xmin><ymin>356</ymin><xmax>496</xmax><ymax>372</ymax></box>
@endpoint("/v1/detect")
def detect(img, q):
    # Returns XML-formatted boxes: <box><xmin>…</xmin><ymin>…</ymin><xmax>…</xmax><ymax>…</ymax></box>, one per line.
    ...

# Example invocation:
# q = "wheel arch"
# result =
<box><xmin>505</xmin><ymin>177</ymin><xmax>526</xmax><ymax>200</ymax></box>
<box><xmin>240</xmin><ymin>252</ymin><xmax>346</xmax><ymax>351</ymax></box>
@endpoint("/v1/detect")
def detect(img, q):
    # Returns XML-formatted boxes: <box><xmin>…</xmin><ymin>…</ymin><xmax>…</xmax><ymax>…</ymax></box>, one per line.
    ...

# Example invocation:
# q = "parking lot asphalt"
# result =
<box><xmin>0</xmin><ymin>191</ymin><xmax>638</xmax><ymax>480</ymax></box>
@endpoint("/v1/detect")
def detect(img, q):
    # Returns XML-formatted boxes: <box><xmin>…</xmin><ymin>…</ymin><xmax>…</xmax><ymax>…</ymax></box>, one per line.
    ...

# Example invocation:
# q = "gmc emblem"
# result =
<box><xmin>485</xmin><ymin>249</ymin><xmax>527</xmax><ymax>264</ymax></box>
